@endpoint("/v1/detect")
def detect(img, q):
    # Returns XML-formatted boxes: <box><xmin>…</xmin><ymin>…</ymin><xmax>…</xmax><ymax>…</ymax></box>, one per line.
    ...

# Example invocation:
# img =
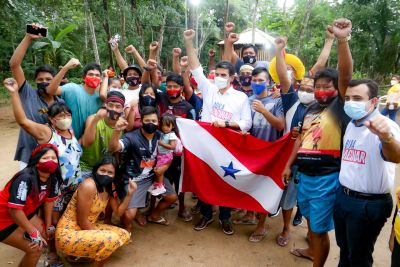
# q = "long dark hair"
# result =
<box><xmin>8</xmin><ymin>146</ymin><xmax>62</xmax><ymax>201</ymax></box>
<box><xmin>138</xmin><ymin>83</ymin><xmax>160</xmax><ymax>112</ymax></box>
<box><xmin>91</xmin><ymin>156</ymin><xmax>119</xmax><ymax>195</ymax></box>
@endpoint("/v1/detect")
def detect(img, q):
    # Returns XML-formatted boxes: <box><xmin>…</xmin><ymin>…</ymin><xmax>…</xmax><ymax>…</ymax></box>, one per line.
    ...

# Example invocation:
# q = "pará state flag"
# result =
<box><xmin>177</xmin><ymin>118</ymin><xmax>295</xmax><ymax>214</ymax></box>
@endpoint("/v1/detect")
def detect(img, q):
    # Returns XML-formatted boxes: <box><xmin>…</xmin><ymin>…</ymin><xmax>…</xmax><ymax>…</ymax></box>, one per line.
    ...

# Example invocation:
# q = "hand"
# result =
<box><xmin>96</xmin><ymin>108</ymin><xmax>108</xmax><ymax>120</ymax></box>
<box><xmin>26</xmin><ymin>23</ymin><xmax>45</xmax><ymax>40</ymax></box>
<box><xmin>3</xmin><ymin>78</ymin><xmax>18</xmax><ymax>93</ymax></box>
<box><xmin>291</xmin><ymin>127</ymin><xmax>300</xmax><ymax>139</ymax></box>
<box><xmin>64</xmin><ymin>58</ymin><xmax>80</xmax><ymax>70</ymax></box>
<box><xmin>208</xmin><ymin>49</ymin><xmax>216</xmax><ymax>58</ymax></box>
<box><xmin>149</xmin><ymin>41</ymin><xmax>159</xmax><ymax>52</ymax></box>
<box><xmin>252</xmin><ymin>100</ymin><xmax>266</xmax><ymax>114</ymax></box>
<box><xmin>227</xmin><ymin>33</ymin><xmax>239</xmax><ymax>44</ymax></box>
<box><xmin>332</xmin><ymin>18</ymin><xmax>352</xmax><ymax>39</ymax></box>
<box><xmin>180</xmin><ymin>56</ymin><xmax>189</xmax><ymax>69</ymax></box>
<box><xmin>275</xmin><ymin>37</ymin><xmax>287</xmax><ymax>51</ymax></box>
<box><xmin>110</xmin><ymin>41</ymin><xmax>119</xmax><ymax>51</ymax></box>
<box><xmin>364</xmin><ymin>116</ymin><xmax>393</xmax><ymax>141</ymax></box>
<box><xmin>146</xmin><ymin>59</ymin><xmax>158</xmax><ymax>70</ymax></box>
<box><xmin>102</xmin><ymin>70</ymin><xmax>109</xmax><ymax>78</ymax></box>
<box><xmin>45</xmin><ymin>225</ymin><xmax>55</xmax><ymax>240</ymax></box>
<box><xmin>115</xmin><ymin>117</ymin><xmax>128</xmax><ymax>131</ymax></box>
<box><xmin>225</xmin><ymin>22</ymin><xmax>235</xmax><ymax>33</ymax></box>
<box><xmin>127</xmin><ymin>179</ymin><xmax>137</xmax><ymax>195</ymax></box>
<box><xmin>326</xmin><ymin>25</ymin><xmax>335</xmax><ymax>40</ymax></box>
<box><xmin>183</xmin><ymin>29</ymin><xmax>196</xmax><ymax>42</ymax></box>
<box><xmin>173</xmin><ymin>48</ymin><xmax>182</xmax><ymax>57</ymax></box>
<box><xmin>125</xmin><ymin>45</ymin><xmax>136</xmax><ymax>54</ymax></box>
<box><xmin>212</xmin><ymin>120</ymin><xmax>225</xmax><ymax>128</ymax></box>
<box><xmin>272</xmin><ymin>91</ymin><xmax>281</xmax><ymax>99</ymax></box>
<box><xmin>282</xmin><ymin>166</ymin><xmax>292</xmax><ymax>185</ymax></box>
<box><xmin>26</xmin><ymin>230</ymin><xmax>47</xmax><ymax>248</ymax></box>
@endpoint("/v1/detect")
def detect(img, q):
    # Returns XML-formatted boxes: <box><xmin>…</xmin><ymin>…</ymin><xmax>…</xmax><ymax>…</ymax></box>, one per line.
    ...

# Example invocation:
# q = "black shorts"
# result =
<box><xmin>0</xmin><ymin>212</ymin><xmax>37</xmax><ymax>242</ymax></box>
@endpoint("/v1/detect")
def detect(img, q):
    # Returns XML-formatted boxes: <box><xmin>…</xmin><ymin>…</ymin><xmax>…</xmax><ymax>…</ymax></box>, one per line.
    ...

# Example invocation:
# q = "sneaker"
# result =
<box><xmin>221</xmin><ymin>220</ymin><xmax>234</xmax><ymax>235</ymax></box>
<box><xmin>193</xmin><ymin>217</ymin><xmax>214</xmax><ymax>231</ymax></box>
<box><xmin>268</xmin><ymin>207</ymin><xmax>281</xmax><ymax>218</ymax></box>
<box><xmin>150</xmin><ymin>184</ymin><xmax>166</xmax><ymax>196</ymax></box>
<box><xmin>292</xmin><ymin>210</ymin><xmax>303</xmax><ymax>226</ymax></box>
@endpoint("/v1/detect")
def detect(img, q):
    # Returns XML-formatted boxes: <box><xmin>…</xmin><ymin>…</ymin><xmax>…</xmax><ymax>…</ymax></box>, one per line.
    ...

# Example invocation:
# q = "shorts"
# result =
<box><xmin>0</xmin><ymin>211</ymin><xmax>37</xmax><ymax>241</ymax></box>
<box><xmin>54</xmin><ymin>184</ymin><xmax>78</xmax><ymax>212</ymax></box>
<box><xmin>280</xmin><ymin>178</ymin><xmax>298</xmax><ymax>210</ymax></box>
<box><xmin>127</xmin><ymin>178</ymin><xmax>175</xmax><ymax>209</ymax></box>
<box><xmin>156</xmin><ymin>153</ymin><xmax>173</xmax><ymax>167</ymax></box>
<box><xmin>297</xmin><ymin>171</ymin><xmax>339</xmax><ymax>233</ymax></box>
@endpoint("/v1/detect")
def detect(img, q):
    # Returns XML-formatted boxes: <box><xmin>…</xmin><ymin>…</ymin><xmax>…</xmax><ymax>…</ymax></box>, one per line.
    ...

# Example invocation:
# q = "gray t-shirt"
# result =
<box><xmin>249</xmin><ymin>94</ymin><xmax>283</xmax><ymax>142</ymax></box>
<box><xmin>235</xmin><ymin>59</ymin><xmax>270</xmax><ymax>74</ymax></box>
<box><xmin>14</xmin><ymin>81</ymin><xmax>64</xmax><ymax>163</ymax></box>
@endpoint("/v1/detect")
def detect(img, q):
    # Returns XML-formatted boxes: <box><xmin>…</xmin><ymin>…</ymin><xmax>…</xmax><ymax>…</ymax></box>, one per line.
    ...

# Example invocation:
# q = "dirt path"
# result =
<box><xmin>0</xmin><ymin>106</ymin><xmax>395</xmax><ymax>267</ymax></box>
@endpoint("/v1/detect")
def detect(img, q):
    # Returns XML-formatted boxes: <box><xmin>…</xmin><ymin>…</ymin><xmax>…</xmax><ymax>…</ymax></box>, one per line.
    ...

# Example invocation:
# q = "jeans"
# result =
<box><xmin>381</xmin><ymin>107</ymin><xmax>399</xmax><ymax>122</ymax></box>
<box><xmin>201</xmin><ymin>203</ymin><xmax>231</xmax><ymax>221</ymax></box>
<box><xmin>334</xmin><ymin>187</ymin><xmax>393</xmax><ymax>267</ymax></box>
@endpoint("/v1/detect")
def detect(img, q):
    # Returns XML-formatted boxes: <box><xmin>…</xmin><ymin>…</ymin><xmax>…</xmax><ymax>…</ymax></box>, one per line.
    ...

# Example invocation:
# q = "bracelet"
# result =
<box><xmin>381</xmin><ymin>133</ymin><xmax>394</xmax><ymax>144</ymax></box>
<box><xmin>225</xmin><ymin>120</ymin><xmax>229</xmax><ymax>128</ymax></box>
<box><xmin>337</xmin><ymin>34</ymin><xmax>351</xmax><ymax>43</ymax></box>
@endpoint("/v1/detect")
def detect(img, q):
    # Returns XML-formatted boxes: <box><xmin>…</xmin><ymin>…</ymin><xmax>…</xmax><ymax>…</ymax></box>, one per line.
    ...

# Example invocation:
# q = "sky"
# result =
<box><xmin>277</xmin><ymin>0</ymin><xmax>295</xmax><ymax>9</ymax></box>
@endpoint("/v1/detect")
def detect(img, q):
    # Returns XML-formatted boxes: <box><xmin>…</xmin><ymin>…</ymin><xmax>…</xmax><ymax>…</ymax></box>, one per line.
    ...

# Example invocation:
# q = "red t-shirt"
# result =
<box><xmin>0</xmin><ymin>173</ymin><xmax>59</xmax><ymax>231</ymax></box>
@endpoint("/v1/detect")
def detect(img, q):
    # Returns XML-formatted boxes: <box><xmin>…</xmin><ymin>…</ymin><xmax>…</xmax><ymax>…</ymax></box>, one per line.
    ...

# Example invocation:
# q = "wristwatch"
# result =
<box><xmin>225</xmin><ymin>120</ymin><xmax>229</xmax><ymax>128</ymax></box>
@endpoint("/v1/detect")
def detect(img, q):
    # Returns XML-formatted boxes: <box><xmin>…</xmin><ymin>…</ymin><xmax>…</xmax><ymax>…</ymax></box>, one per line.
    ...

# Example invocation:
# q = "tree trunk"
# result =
<box><xmin>102</xmin><ymin>0</ymin><xmax>114</xmax><ymax>68</ymax></box>
<box><xmin>85</xmin><ymin>0</ymin><xmax>100</xmax><ymax>64</ymax></box>
<box><xmin>294</xmin><ymin>0</ymin><xmax>315</xmax><ymax>56</ymax></box>
<box><xmin>131</xmin><ymin>0</ymin><xmax>145</xmax><ymax>56</ymax></box>
<box><xmin>223</xmin><ymin>0</ymin><xmax>229</xmax><ymax>29</ymax></box>
<box><xmin>157</xmin><ymin>15</ymin><xmax>166</xmax><ymax>64</ymax></box>
<box><xmin>121</xmin><ymin>0</ymin><xmax>127</xmax><ymax>59</ymax></box>
<box><xmin>251</xmin><ymin>0</ymin><xmax>258</xmax><ymax>45</ymax></box>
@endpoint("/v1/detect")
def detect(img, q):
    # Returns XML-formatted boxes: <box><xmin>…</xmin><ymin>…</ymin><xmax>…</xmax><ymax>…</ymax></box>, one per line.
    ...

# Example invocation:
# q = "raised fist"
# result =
<box><xmin>115</xmin><ymin>117</ymin><xmax>128</xmax><ymax>131</ymax></box>
<box><xmin>64</xmin><ymin>58</ymin><xmax>80</xmax><ymax>70</ymax></box>
<box><xmin>326</xmin><ymin>25</ymin><xmax>335</xmax><ymax>39</ymax></box>
<box><xmin>183</xmin><ymin>29</ymin><xmax>196</xmax><ymax>41</ymax></box>
<box><xmin>332</xmin><ymin>18</ymin><xmax>352</xmax><ymax>39</ymax></box>
<box><xmin>149</xmin><ymin>41</ymin><xmax>159</xmax><ymax>51</ymax></box>
<box><xmin>227</xmin><ymin>33</ymin><xmax>239</xmax><ymax>43</ymax></box>
<box><xmin>180</xmin><ymin>56</ymin><xmax>189</xmax><ymax>69</ymax></box>
<box><xmin>173</xmin><ymin>48</ymin><xmax>182</xmax><ymax>57</ymax></box>
<box><xmin>225</xmin><ymin>22</ymin><xmax>235</xmax><ymax>33</ymax></box>
<box><xmin>208</xmin><ymin>49</ymin><xmax>216</xmax><ymax>57</ymax></box>
<box><xmin>125</xmin><ymin>45</ymin><xmax>136</xmax><ymax>54</ymax></box>
<box><xmin>146</xmin><ymin>59</ymin><xmax>158</xmax><ymax>70</ymax></box>
<box><xmin>275</xmin><ymin>37</ymin><xmax>287</xmax><ymax>50</ymax></box>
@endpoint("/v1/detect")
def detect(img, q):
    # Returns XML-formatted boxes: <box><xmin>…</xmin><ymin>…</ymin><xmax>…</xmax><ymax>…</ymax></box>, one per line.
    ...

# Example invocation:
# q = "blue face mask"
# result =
<box><xmin>251</xmin><ymin>82</ymin><xmax>267</xmax><ymax>95</ymax></box>
<box><xmin>344</xmin><ymin>100</ymin><xmax>370</xmax><ymax>120</ymax></box>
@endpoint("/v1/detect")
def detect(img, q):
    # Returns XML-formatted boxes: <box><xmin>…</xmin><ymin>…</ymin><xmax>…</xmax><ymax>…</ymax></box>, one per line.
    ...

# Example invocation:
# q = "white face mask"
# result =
<box><xmin>55</xmin><ymin>118</ymin><xmax>72</xmax><ymax>130</ymax></box>
<box><xmin>298</xmin><ymin>91</ymin><xmax>315</xmax><ymax>105</ymax></box>
<box><xmin>214</xmin><ymin>76</ymin><xmax>229</xmax><ymax>89</ymax></box>
<box><xmin>390</xmin><ymin>80</ymin><xmax>398</xmax><ymax>86</ymax></box>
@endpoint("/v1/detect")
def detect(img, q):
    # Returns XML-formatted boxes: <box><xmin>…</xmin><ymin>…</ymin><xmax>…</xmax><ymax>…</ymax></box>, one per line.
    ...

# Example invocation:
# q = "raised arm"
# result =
<box><xmin>141</xmin><ymin>59</ymin><xmax>158</xmax><ymax>85</ymax></box>
<box><xmin>172</xmin><ymin>48</ymin><xmax>182</xmax><ymax>74</ymax></box>
<box><xmin>109</xmin><ymin>179</ymin><xmax>137</xmax><ymax>217</ymax></box>
<box><xmin>4</xmin><ymin>78</ymin><xmax>50</xmax><ymax>144</ymax></box>
<box><xmin>47</xmin><ymin>58</ymin><xmax>80</xmax><ymax>96</ymax></box>
<box><xmin>111</xmin><ymin>43</ymin><xmax>129</xmax><ymax>71</ymax></box>
<box><xmin>148</xmin><ymin>42</ymin><xmax>160</xmax><ymax>86</ymax></box>
<box><xmin>309</xmin><ymin>26</ymin><xmax>335</xmax><ymax>76</ymax></box>
<box><xmin>81</xmin><ymin>110</ymin><xmax>107</xmax><ymax>147</ymax></box>
<box><xmin>222</xmin><ymin>22</ymin><xmax>239</xmax><ymax>65</ymax></box>
<box><xmin>332</xmin><ymin>18</ymin><xmax>353</xmax><ymax>100</ymax></box>
<box><xmin>180</xmin><ymin>56</ymin><xmax>194</xmax><ymax>99</ymax></box>
<box><xmin>207</xmin><ymin>49</ymin><xmax>216</xmax><ymax>71</ymax></box>
<box><xmin>275</xmin><ymin>37</ymin><xmax>291</xmax><ymax>93</ymax></box>
<box><xmin>109</xmin><ymin>117</ymin><xmax>128</xmax><ymax>153</ymax></box>
<box><xmin>99</xmin><ymin>70</ymin><xmax>109</xmax><ymax>102</ymax></box>
<box><xmin>125</xmin><ymin>45</ymin><xmax>146</xmax><ymax>69</ymax></box>
<box><xmin>9</xmin><ymin>24</ymin><xmax>45</xmax><ymax>88</ymax></box>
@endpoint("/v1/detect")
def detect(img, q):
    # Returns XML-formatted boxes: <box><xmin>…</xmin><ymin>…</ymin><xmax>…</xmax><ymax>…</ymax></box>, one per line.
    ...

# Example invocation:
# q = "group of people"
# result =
<box><xmin>0</xmin><ymin>17</ymin><xmax>399</xmax><ymax>267</ymax></box>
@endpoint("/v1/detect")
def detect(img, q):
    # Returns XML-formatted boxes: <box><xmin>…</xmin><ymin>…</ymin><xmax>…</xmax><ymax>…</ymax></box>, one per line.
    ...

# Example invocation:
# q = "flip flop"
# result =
<box><xmin>249</xmin><ymin>229</ymin><xmax>267</xmax><ymax>242</ymax></box>
<box><xmin>147</xmin><ymin>216</ymin><xmax>169</xmax><ymax>226</ymax></box>
<box><xmin>276</xmin><ymin>234</ymin><xmax>290</xmax><ymax>247</ymax></box>
<box><xmin>233</xmin><ymin>217</ymin><xmax>257</xmax><ymax>225</ymax></box>
<box><xmin>290</xmin><ymin>248</ymin><xmax>314</xmax><ymax>262</ymax></box>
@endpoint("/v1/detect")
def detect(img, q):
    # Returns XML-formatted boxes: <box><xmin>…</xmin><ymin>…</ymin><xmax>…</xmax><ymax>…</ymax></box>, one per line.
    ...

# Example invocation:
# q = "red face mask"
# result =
<box><xmin>167</xmin><ymin>88</ymin><xmax>181</xmax><ymax>98</ymax></box>
<box><xmin>84</xmin><ymin>76</ymin><xmax>101</xmax><ymax>88</ymax></box>
<box><xmin>314</xmin><ymin>89</ymin><xmax>338</xmax><ymax>105</ymax></box>
<box><xmin>37</xmin><ymin>160</ymin><xmax>58</xmax><ymax>173</ymax></box>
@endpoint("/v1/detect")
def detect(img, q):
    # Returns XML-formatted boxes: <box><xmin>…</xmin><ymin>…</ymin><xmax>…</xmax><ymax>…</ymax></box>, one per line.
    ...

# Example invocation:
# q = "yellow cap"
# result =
<box><xmin>269</xmin><ymin>53</ymin><xmax>305</xmax><ymax>84</ymax></box>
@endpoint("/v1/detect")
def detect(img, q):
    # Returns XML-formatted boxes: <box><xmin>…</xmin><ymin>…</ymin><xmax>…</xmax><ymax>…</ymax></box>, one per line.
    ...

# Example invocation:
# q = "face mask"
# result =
<box><xmin>214</xmin><ymin>77</ymin><xmax>229</xmax><ymax>89</ymax></box>
<box><xmin>167</xmin><ymin>88</ymin><xmax>181</xmax><ymax>99</ymax></box>
<box><xmin>287</xmin><ymin>70</ymin><xmax>293</xmax><ymax>81</ymax></box>
<box><xmin>251</xmin><ymin>82</ymin><xmax>267</xmax><ymax>95</ymax></box>
<box><xmin>126</xmin><ymin>76</ymin><xmax>140</xmax><ymax>87</ymax></box>
<box><xmin>37</xmin><ymin>82</ymin><xmax>49</xmax><ymax>96</ymax></box>
<box><xmin>37</xmin><ymin>160</ymin><xmax>58</xmax><ymax>173</ymax></box>
<box><xmin>94</xmin><ymin>173</ymin><xmax>113</xmax><ymax>193</ymax></box>
<box><xmin>142</xmin><ymin>95</ymin><xmax>156</xmax><ymax>107</ymax></box>
<box><xmin>160</xmin><ymin>83</ymin><xmax>167</xmax><ymax>92</ymax></box>
<box><xmin>314</xmin><ymin>89</ymin><xmax>338</xmax><ymax>105</ymax></box>
<box><xmin>55</xmin><ymin>118</ymin><xmax>72</xmax><ymax>130</ymax></box>
<box><xmin>298</xmin><ymin>91</ymin><xmax>315</xmax><ymax>105</ymax></box>
<box><xmin>243</xmin><ymin>55</ymin><xmax>257</xmax><ymax>64</ymax></box>
<box><xmin>391</xmin><ymin>80</ymin><xmax>398</xmax><ymax>86</ymax></box>
<box><xmin>232</xmin><ymin>78</ymin><xmax>240</xmax><ymax>87</ymax></box>
<box><xmin>344</xmin><ymin>100</ymin><xmax>370</xmax><ymax>120</ymax></box>
<box><xmin>107</xmin><ymin>109</ymin><xmax>122</xmax><ymax>120</ymax></box>
<box><xmin>239</xmin><ymin>75</ymin><xmax>252</xmax><ymax>87</ymax></box>
<box><xmin>142</xmin><ymin>122</ymin><xmax>157</xmax><ymax>134</ymax></box>
<box><xmin>84</xmin><ymin>76</ymin><xmax>101</xmax><ymax>89</ymax></box>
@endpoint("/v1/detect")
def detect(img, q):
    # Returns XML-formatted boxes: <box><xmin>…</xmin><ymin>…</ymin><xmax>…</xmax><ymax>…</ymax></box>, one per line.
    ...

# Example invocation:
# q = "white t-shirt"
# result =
<box><xmin>111</xmin><ymin>85</ymin><xmax>141</xmax><ymax>106</ymax></box>
<box><xmin>191</xmin><ymin>66</ymin><xmax>252</xmax><ymax>132</ymax></box>
<box><xmin>158</xmin><ymin>132</ymin><xmax>178</xmax><ymax>154</ymax></box>
<box><xmin>339</xmin><ymin>109</ymin><xmax>400</xmax><ymax>194</ymax></box>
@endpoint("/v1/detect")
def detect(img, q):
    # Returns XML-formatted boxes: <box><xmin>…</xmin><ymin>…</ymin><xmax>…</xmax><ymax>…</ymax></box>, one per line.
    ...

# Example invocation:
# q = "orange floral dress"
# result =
<box><xmin>55</xmin><ymin>191</ymin><xmax>130</xmax><ymax>261</ymax></box>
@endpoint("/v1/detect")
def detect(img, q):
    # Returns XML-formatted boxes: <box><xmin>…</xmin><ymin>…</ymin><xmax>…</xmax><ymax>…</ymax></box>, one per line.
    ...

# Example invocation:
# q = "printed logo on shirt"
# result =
<box><xmin>342</xmin><ymin>139</ymin><xmax>366</xmax><ymax>164</ymax></box>
<box><xmin>16</xmin><ymin>181</ymin><xmax>28</xmax><ymax>201</ymax></box>
<box><xmin>212</xmin><ymin>102</ymin><xmax>232</xmax><ymax>121</ymax></box>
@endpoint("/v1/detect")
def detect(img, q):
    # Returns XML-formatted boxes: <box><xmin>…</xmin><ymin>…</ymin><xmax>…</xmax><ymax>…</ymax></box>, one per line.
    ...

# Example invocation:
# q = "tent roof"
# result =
<box><xmin>218</xmin><ymin>28</ymin><xmax>276</xmax><ymax>46</ymax></box>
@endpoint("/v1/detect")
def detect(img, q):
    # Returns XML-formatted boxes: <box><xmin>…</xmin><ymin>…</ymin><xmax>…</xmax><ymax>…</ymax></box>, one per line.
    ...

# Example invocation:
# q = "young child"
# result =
<box><xmin>390</xmin><ymin>187</ymin><xmax>400</xmax><ymax>266</ymax></box>
<box><xmin>148</xmin><ymin>113</ymin><xmax>178</xmax><ymax>196</ymax></box>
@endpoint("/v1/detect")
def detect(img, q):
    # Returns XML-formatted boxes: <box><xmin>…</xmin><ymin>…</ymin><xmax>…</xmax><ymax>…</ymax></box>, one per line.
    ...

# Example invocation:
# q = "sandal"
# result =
<box><xmin>276</xmin><ymin>234</ymin><xmax>290</xmax><ymax>247</ymax></box>
<box><xmin>290</xmin><ymin>248</ymin><xmax>314</xmax><ymax>262</ymax></box>
<box><xmin>249</xmin><ymin>229</ymin><xmax>267</xmax><ymax>242</ymax></box>
<box><xmin>178</xmin><ymin>210</ymin><xmax>193</xmax><ymax>222</ymax></box>
<box><xmin>147</xmin><ymin>216</ymin><xmax>169</xmax><ymax>226</ymax></box>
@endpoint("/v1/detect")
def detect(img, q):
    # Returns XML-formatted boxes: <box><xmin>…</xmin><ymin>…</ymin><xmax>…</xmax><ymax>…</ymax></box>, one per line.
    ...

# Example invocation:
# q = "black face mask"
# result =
<box><xmin>142</xmin><ymin>122</ymin><xmax>157</xmax><ymax>134</ymax></box>
<box><xmin>243</xmin><ymin>55</ymin><xmax>257</xmax><ymax>64</ymax></box>
<box><xmin>239</xmin><ymin>75</ymin><xmax>252</xmax><ymax>87</ymax></box>
<box><xmin>107</xmin><ymin>109</ymin><xmax>123</xmax><ymax>120</ymax></box>
<box><xmin>94</xmin><ymin>173</ymin><xmax>113</xmax><ymax>193</ymax></box>
<box><xmin>142</xmin><ymin>95</ymin><xmax>156</xmax><ymax>107</ymax></box>
<box><xmin>37</xmin><ymin>82</ymin><xmax>49</xmax><ymax>96</ymax></box>
<box><xmin>126</xmin><ymin>76</ymin><xmax>140</xmax><ymax>87</ymax></box>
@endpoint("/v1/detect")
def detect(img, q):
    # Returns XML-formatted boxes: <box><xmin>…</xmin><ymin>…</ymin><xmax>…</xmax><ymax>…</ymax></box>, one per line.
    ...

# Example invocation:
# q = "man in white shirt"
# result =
<box><xmin>335</xmin><ymin>78</ymin><xmax>400</xmax><ymax>267</ymax></box>
<box><xmin>184</xmin><ymin>29</ymin><xmax>252</xmax><ymax>235</ymax></box>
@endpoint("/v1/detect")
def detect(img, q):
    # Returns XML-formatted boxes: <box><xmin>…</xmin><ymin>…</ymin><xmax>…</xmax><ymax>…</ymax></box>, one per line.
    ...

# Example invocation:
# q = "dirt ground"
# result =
<box><xmin>0</xmin><ymin>105</ymin><xmax>396</xmax><ymax>267</ymax></box>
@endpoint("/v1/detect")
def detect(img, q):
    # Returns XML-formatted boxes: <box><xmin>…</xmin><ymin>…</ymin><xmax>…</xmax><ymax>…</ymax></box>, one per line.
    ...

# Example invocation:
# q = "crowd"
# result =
<box><xmin>0</xmin><ymin>17</ymin><xmax>399</xmax><ymax>267</ymax></box>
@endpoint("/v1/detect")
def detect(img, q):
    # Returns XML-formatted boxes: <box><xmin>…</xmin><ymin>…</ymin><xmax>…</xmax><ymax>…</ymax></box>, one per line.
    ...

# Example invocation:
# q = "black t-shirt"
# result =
<box><xmin>296</xmin><ymin>97</ymin><xmax>351</xmax><ymax>176</ymax></box>
<box><xmin>159</xmin><ymin>93</ymin><xmax>196</xmax><ymax>119</ymax></box>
